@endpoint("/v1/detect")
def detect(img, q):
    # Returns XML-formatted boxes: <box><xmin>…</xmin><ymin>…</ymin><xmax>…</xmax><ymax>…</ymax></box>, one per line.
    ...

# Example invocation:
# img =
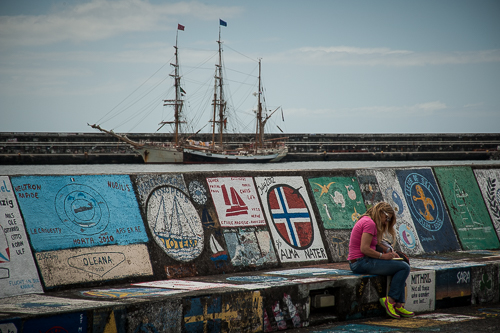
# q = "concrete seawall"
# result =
<box><xmin>1</xmin><ymin>164</ymin><xmax>500</xmax><ymax>332</ymax></box>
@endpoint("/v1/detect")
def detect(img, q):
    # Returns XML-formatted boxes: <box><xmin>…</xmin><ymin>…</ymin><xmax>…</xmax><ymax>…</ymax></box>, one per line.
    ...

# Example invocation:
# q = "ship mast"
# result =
<box><xmin>255</xmin><ymin>59</ymin><xmax>264</xmax><ymax>152</ymax></box>
<box><xmin>211</xmin><ymin>24</ymin><xmax>226</xmax><ymax>151</ymax></box>
<box><xmin>160</xmin><ymin>29</ymin><xmax>185</xmax><ymax>146</ymax></box>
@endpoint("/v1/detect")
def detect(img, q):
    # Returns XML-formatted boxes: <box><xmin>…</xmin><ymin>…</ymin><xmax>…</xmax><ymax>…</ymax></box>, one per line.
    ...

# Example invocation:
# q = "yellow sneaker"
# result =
<box><xmin>379</xmin><ymin>297</ymin><xmax>400</xmax><ymax>319</ymax></box>
<box><xmin>395</xmin><ymin>306</ymin><xmax>415</xmax><ymax>317</ymax></box>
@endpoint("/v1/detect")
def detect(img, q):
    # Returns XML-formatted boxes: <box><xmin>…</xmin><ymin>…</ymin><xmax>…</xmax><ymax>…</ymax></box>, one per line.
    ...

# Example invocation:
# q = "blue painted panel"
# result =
<box><xmin>396</xmin><ymin>169</ymin><xmax>460</xmax><ymax>253</ymax></box>
<box><xmin>23</xmin><ymin>312</ymin><xmax>87</xmax><ymax>333</ymax></box>
<box><xmin>11</xmin><ymin>175</ymin><xmax>148</xmax><ymax>252</ymax></box>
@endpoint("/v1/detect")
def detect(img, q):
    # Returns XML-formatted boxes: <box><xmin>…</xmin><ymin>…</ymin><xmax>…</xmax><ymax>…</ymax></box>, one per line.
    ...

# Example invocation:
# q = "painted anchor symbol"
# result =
<box><xmin>412</xmin><ymin>185</ymin><xmax>435</xmax><ymax>221</ymax></box>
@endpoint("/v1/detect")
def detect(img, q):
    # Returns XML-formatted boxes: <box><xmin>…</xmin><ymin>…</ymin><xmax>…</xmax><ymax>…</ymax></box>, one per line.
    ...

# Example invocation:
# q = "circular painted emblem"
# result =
<box><xmin>391</xmin><ymin>190</ymin><xmax>405</xmax><ymax>216</ymax></box>
<box><xmin>403</xmin><ymin>173</ymin><xmax>444</xmax><ymax>231</ymax></box>
<box><xmin>55</xmin><ymin>184</ymin><xmax>109</xmax><ymax>235</ymax></box>
<box><xmin>398</xmin><ymin>224</ymin><xmax>416</xmax><ymax>249</ymax></box>
<box><xmin>267</xmin><ymin>184</ymin><xmax>314</xmax><ymax>249</ymax></box>
<box><xmin>226</xmin><ymin>276</ymin><xmax>288</xmax><ymax>283</ymax></box>
<box><xmin>146</xmin><ymin>186</ymin><xmax>204</xmax><ymax>262</ymax></box>
<box><xmin>188</xmin><ymin>180</ymin><xmax>208</xmax><ymax>205</ymax></box>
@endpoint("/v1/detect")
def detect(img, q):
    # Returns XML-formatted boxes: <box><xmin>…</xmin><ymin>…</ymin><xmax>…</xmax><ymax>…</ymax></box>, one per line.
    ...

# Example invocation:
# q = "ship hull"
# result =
<box><xmin>183</xmin><ymin>148</ymin><xmax>287</xmax><ymax>164</ymax></box>
<box><xmin>135</xmin><ymin>146</ymin><xmax>183</xmax><ymax>164</ymax></box>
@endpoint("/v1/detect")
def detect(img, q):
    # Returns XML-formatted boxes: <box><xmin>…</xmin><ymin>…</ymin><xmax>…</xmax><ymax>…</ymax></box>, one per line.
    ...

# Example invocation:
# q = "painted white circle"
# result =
<box><xmin>146</xmin><ymin>186</ymin><xmax>204</xmax><ymax>262</ymax></box>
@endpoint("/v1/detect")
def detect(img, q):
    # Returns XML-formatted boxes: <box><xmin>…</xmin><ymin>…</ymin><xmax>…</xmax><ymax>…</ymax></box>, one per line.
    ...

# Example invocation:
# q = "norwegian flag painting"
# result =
<box><xmin>268</xmin><ymin>184</ymin><xmax>314</xmax><ymax>249</ymax></box>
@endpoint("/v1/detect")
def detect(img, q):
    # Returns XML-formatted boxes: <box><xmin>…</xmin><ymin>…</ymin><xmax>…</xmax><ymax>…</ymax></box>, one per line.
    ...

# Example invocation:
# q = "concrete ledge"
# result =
<box><xmin>1</xmin><ymin>164</ymin><xmax>500</xmax><ymax>331</ymax></box>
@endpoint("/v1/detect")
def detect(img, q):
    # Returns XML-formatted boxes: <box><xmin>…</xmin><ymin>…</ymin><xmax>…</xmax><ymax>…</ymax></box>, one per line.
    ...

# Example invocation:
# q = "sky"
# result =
<box><xmin>1</xmin><ymin>0</ymin><xmax>499</xmax><ymax>135</ymax></box>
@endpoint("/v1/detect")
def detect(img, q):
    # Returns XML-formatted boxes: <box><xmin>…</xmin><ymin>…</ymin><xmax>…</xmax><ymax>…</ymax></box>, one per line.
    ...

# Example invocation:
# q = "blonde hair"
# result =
<box><xmin>359</xmin><ymin>202</ymin><xmax>396</xmax><ymax>243</ymax></box>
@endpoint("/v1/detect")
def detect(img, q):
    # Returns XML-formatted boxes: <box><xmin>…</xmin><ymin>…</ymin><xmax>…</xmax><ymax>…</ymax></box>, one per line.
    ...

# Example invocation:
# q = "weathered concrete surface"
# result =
<box><xmin>1</xmin><ymin>164</ymin><xmax>500</xmax><ymax>332</ymax></box>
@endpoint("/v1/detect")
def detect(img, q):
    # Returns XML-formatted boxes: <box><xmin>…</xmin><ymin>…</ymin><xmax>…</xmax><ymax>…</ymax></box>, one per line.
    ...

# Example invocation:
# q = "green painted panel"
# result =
<box><xmin>308</xmin><ymin>176</ymin><xmax>366</xmax><ymax>229</ymax></box>
<box><xmin>434</xmin><ymin>166</ymin><xmax>500</xmax><ymax>250</ymax></box>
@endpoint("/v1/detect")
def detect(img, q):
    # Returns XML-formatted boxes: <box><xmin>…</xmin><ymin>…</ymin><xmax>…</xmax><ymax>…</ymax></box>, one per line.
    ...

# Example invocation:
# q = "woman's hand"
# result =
<box><xmin>381</xmin><ymin>251</ymin><xmax>396</xmax><ymax>260</ymax></box>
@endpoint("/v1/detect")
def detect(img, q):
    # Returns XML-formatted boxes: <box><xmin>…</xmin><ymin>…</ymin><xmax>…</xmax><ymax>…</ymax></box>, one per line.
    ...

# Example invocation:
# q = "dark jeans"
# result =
<box><xmin>349</xmin><ymin>256</ymin><xmax>411</xmax><ymax>304</ymax></box>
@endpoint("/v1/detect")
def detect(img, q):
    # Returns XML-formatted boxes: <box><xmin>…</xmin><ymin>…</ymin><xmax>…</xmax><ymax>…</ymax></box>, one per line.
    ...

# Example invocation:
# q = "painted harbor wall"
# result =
<box><xmin>1</xmin><ymin>164</ymin><xmax>500</xmax><ymax>332</ymax></box>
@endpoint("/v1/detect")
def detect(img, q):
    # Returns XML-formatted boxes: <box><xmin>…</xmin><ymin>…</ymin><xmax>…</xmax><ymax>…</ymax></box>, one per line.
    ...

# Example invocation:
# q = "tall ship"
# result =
<box><xmin>182</xmin><ymin>22</ymin><xmax>287</xmax><ymax>164</ymax></box>
<box><xmin>91</xmin><ymin>21</ymin><xmax>287</xmax><ymax>164</ymax></box>
<box><xmin>89</xmin><ymin>25</ymin><xmax>186</xmax><ymax>163</ymax></box>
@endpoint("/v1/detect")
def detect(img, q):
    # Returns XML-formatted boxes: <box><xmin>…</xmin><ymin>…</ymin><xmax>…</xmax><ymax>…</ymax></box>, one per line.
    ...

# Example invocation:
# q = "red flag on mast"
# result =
<box><xmin>178</xmin><ymin>24</ymin><xmax>185</xmax><ymax>31</ymax></box>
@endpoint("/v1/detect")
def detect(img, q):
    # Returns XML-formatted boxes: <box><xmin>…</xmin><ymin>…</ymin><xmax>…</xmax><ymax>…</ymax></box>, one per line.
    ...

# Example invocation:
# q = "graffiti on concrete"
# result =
<box><xmin>207</xmin><ymin>177</ymin><xmax>265</xmax><ymax>227</ymax></box>
<box><xmin>23</xmin><ymin>312</ymin><xmax>87</xmax><ymax>333</ymax></box>
<box><xmin>324</xmin><ymin>229</ymin><xmax>350</xmax><ymax>262</ymax></box>
<box><xmin>266</xmin><ymin>267</ymin><xmax>353</xmax><ymax>277</ymax></box>
<box><xmin>35</xmin><ymin>244</ymin><xmax>153</xmax><ymax>288</ymax></box>
<box><xmin>184</xmin><ymin>292</ymin><xmax>262</xmax><ymax>332</ymax></box>
<box><xmin>356</xmin><ymin>171</ymin><xmax>384</xmax><ymax>209</ymax></box>
<box><xmin>308</xmin><ymin>176</ymin><xmax>366</xmax><ymax>229</ymax></box>
<box><xmin>11</xmin><ymin>175</ymin><xmax>148</xmax><ymax>252</ymax></box>
<box><xmin>0</xmin><ymin>294</ymin><xmax>115</xmax><ymax>315</ymax></box>
<box><xmin>188</xmin><ymin>180</ymin><xmax>208</xmax><ymax>205</ymax></box>
<box><xmin>81</xmin><ymin>287</ymin><xmax>185</xmax><ymax>299</ymax></box>
<box><xmin>223</xmin><ymin>227</ymin><xmax>277</xmax><ymax>267</ymax></box>
<box><xmin>0</xmin><ymin>176</ymin><xmax>43</xmax><ymax>298</ymax></box>
<box><xmin>135</xmin><ymin>279</ymin><xmax>235</xmax><ymax>290</ymax></box>
<box><xmin>473</xmin><ymin>169</ymin><xmax>500</xmax><ymax>241</ymax></box>
<box><xmin>255</xmin><ymin>176</ymin><xmax>327</xmax><ymax>263</ymax></box>
<box><xmin>93</xmin><ymin>308</ymin><xmax>127</xmax><ymax>333</ymax></box>
<box><xmin>471</xmin><ymin>265</ymin><xmax>499</xmax><ymax>304</ymax></box>
<box><xmin>372</xmin><ymin>169</ymin><xmax>424</xmax><ymax>256</ymax></box>
<box><xmin>396</xmin><ymin>168</ymin><xmax>460</xmax><ymax>253</ymax></box>
<box><xmin>263</xmin><ymin>292</ymin><xmax>305</xmax><ymax>331</ymax></box>
<box><xmin>435</xmin><ymin>167</ymin><xmax>499</xmax><ymax>250</ymax></box>
<box><xmin>146</xmin><ymin>185</ymin><xmax>204</xmax><ymax>262</ymax></box>
<box><xmin>406</xmin><ymin>270</ymin><xmax>435</xmax><ymax>312</ymax></box>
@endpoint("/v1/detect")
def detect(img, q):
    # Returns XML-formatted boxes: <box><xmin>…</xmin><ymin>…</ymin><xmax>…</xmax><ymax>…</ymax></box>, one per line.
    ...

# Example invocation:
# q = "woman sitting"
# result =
<box><xmin>347</xmin><ymin>202</ymin><xmax>413</xmax><ymax>319</ymax></box>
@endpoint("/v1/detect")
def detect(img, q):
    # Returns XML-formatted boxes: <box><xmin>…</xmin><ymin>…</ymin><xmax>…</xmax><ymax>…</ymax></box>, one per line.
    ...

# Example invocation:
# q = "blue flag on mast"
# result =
<box><xmin>219</xmin><ymin>19</ymin><xmax>227</xmax><ymax>27</ymax></box>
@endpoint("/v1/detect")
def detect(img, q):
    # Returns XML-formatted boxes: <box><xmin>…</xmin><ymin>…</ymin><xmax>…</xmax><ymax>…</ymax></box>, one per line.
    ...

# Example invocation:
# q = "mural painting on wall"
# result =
<box><xmin>184</xmin><ymin>291</ymin><xmax>263</xmax><ymax>333</ymax></box>
<box><xmin>396</xmin><ymin>168</ymin><xmax>461</xmax><ymax>253</ymax></box>
<box><xmin>23</xmin><ymin>312</ymin><xmax>87</xmax><ymax>333</ymax></box>
<box><xmin>0</xmin><ymin>176</ymin><xmax>43</xmax><ymax>298</ymax></box>
<box><xmin>261</xmin><ymin>287</ymin><xmax>306</xmax><ymax>331</ymax></box>
<box><xmin>207</xmin><ymin>176</ymin><xmax>278</xmax><ymax>268</ymax></box>
<box><xmin>10</xmin><ymin>175</ymin><xmax>152</xmax><ymax>288</ymax></box>
<box><xmin>370</xmin><ymin>169</ymin><xmax>425</xmax><ymax>256</ymax></box>
<box><xmin>405</xmin><ymin>270</ymin><xmax>436</xmax><ymax>312</ymax></box>
<box><xmin>435</xmin><ymin>267</ymin><xmax>472</xmax><ymax>308</ymax></box>
<box><xmin>307</xmin><ymin>176</ymin><xmax>366</xmax><ymax>230</ymax></box>
<box><xmin>93</xmin><ymin>307</ymin><xmax>127</xmax><ymax>333</ymax></box>
<box><xmin>133</xmin><ymin>174</ymin><xmax>208</xmax><ymax>278</ymax></box>
<box><xmin>35</xmin><ymin>243</ymin><xmax>153</xmax><ymax>287</ymax></box>
<box><xmin>184</xmin><ymin>176</ymin><xmax>233</xmax><ymax>273</ymax></box>
<box><xmin>434</xmin><ymin>167</ymin><xmax>500</xmax><ymax>250</ymax></box>
<box><xmin>323</xmin><ymin>229</ymin><xmax>350</xmax><ymax>262</ymax></box>
<box><xmin>355</xmin><ymin>171</ymin><xmax>384</xmax><ymax>209</ymax></box>
<box><xmin>255</xmin><ymin>176</ymin><xmax>328</xmax><ymax>263</ymax></box>
<box><xmin>473</xmin><ymin>169</ymin><xmax>500</xmax><ymax>241</ymax></box>
<box><xmin>471</xmin><ymin>265</ymin><xmax>499</xmax><ymax>304</ymax></box>
<box><xmin>10</xmin><ymin>175</ymin><xmax>148</xmax><ymax>252</ymax></box>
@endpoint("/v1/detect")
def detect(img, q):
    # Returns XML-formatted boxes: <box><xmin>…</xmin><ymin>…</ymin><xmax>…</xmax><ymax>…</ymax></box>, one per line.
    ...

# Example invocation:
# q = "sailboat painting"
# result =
<box><xmin>207</xmin><ymin>177</ymin><xmax>265</xmax><ymax>227</ymax></box>
<box><xmin>209</xmin><ymin>234</ymin><xmax>229</xmax><ymax>267</ymax></box>
<box><xmin>146</xmin><ymin>185</ymin><xmax>204</xmax><ymax>262</ymax></box>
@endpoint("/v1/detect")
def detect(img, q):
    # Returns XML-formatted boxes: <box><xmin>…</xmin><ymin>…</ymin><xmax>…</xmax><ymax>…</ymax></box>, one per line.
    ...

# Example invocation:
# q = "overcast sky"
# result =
<box><xmin>1</xmin><ymin>0</ymin><xmax>499</xmax><ymax>135</ymax></box>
